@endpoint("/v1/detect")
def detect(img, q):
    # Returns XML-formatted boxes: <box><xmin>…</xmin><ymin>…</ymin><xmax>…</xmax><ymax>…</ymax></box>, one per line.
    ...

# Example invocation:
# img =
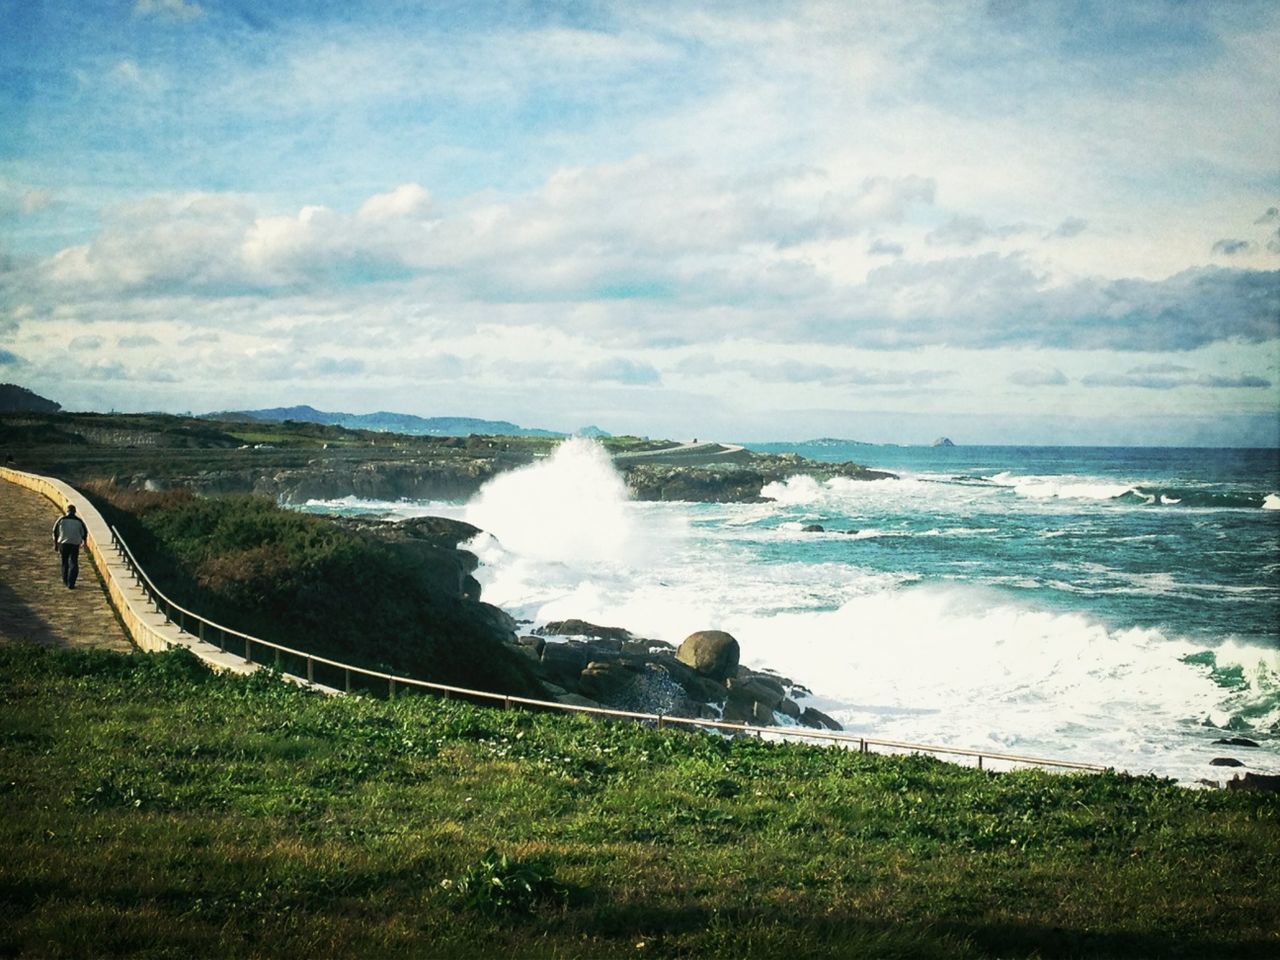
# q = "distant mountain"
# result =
<box><xmin>0</xmin><ymin>384</ymin><xmax>61</xmax><ymax>413</ymax></box>
<box><xmin>204</xmin><ymin>404</ymin><xmax>570</xmax><ymax>438</ymax></box>
<box><xmin>574</xmin><ymin>425</ymin><xmax>612</xmax><ymax>438</ymax></box>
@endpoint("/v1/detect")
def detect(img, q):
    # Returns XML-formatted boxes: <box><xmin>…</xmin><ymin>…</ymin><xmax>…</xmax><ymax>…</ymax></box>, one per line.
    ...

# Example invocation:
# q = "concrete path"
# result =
<box><xmin>611</xmin><ymin>440</ymin><xmax>749</xmax><ymax>465</ymax></box>
<box><xmin>0</xmin><ymin>481</ymin><xmax>133</xmax><ymax>652</ymax></box>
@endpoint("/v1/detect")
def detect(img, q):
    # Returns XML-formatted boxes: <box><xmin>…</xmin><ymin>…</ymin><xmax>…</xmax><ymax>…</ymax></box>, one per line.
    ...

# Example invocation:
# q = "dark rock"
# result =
<box><xmin>727</xmin><ymin>675</ymin><xmax>786</xmax><ymax>710</ymax></box>
<box><xmin>722</xmin><ymin>696</ymin><xmax>776</xmax><ymax>726</ymax></box>
<box><xmin>801</xmin><ymin>524</ymin><xmax>825</xmax><ymax>533</ymax></box>
<box><xmin>392</xmin><ymin>515</ymin><xmax>482</xmax><ymax>549</ymax></box>
<box><xmin>578</xmin><ymin>661</ymin><xmax>641</xmax><ymax>702</ymax></box>
<box><xmin>1227</xmin><ymin>772</ymin><xmax>1280</xmax><ymax>794</ymax></box>
<box><xmin>777</xmin><ymin>697</ymin><xmax>802</xmax><ymax>720</ymax></box>
<box><xmin>469</xmin><ymin>602</ymin><xmax>518</xmax><ymax>643</ymax></box>
<box><xmin>511</xmin><ymin>642</ymin><xmax>541</xmax><ymax>664</ymax></box>
<box><xmin>675</xmin><ymin>630</ymin><xmax>740</xmax><ymax>681</ymax></box>
<box><xmin>1209</xmin><ymin>757</ymin><xmax>1245</xmax><ymax>767</ymax></box>
<box><xmin>535</xmin><ymin>618</ymin><xmax>636</xmax><ymax>643</ymax></box>
<box><xmin>734</xmin><ymin>670</ymin><xmax>788</xmax><ymax>696</ymax></box>
<box><xmin>623</xmin><ymin>637</ymin><xmax>673</xmax><ymax>655</ymax></box>
<box><xmin>799</xmin><ymin>707</ymin><xmax>842</xmax><ymax>731</ymax></box>
<box><xmin>665</xmin><ymin>668</ymin><xmax>729</xmax><ymax>705</ymax></box>
<box><xmin>516</xmin><ymin>635</ymin><xmax>546</xmax><ymax>657</ymax></box>
<box><xmin>537</xmin><ymin>642</ymin><xmax>594</xmax><ymax>689</ymax></box>
<box><xmin>1212</xmin><ymin>737</ymin><xmax>1260</xmax><ymax>748</ymax></box>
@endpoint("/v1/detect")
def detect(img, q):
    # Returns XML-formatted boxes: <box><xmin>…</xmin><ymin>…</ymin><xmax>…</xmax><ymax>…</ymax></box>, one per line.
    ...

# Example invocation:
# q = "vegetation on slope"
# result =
<box><xmin>82</xmin><ymin>485</ymin><xmax>544</xmax><ymax>698</ymax></box>
<box><xmin>2</xmin><ymin>644</ymin><xmax>1277</xmax><ymax>959</ymax></box>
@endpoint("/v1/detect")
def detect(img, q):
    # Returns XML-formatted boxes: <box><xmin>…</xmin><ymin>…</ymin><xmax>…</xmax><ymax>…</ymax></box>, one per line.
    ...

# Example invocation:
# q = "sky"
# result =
<box><xmin>1</xmin><ymin>0</ymin><xmax>1278</xmax><ymax>445</ymax></box>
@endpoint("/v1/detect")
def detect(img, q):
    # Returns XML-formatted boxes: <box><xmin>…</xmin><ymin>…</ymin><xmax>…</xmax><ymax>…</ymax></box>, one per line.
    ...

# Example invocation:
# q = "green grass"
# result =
<box><xmin>2</xmin><ymin>644</ymin><xmax>1277</xmax><ymax>959</ymax></box>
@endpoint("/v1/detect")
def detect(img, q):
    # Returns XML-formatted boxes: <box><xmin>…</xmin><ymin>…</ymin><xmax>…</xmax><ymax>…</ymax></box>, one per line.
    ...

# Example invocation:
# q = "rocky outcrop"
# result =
<box><xmin>334</xmin><ymin>514</ymin><xmax>484</xmax><ymax>600</ymax></box>
<box><xmin>623</xmin><ymin>457</ymin><xmax>896</xmax><ymax>504</ymax></box>
<box><xmin>519</xmin><ymin>623</ymin><xmax>841</xmax><ymax>732</ymax></box>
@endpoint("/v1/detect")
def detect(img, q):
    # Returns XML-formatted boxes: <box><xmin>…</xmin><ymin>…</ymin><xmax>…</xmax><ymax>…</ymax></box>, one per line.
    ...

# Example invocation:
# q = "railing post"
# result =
<box><xmin>274</xmin><ymin>648</ymin><xmax>281</xmax><ymax>672</ymax></box>
<box><xmin>218</xmin><ymin>627</ymin><xmax>225</xmax><ymax>653</ymax></box>
<box><xmin>245</xmin><ymin>639</ymin><xmax>253</xmax><ymax>664</ymax></box>
<box><xmin>389</xmin><ymin>677</ymin><xmax>396</xmax><ymax>700</ymax></box>
<box><xmin>503</xmin><ymin>696</ymin><xmax>511</xmax><ymax>711</ymax></box>
<box><xmin>657</xmin><ymin>715</ymin><xmax>666</xmax><ymax>730</ymax></box>
<box><xmin>344</xmin><ymin>668</ymin><xmax>351</xmax><ymax>693</ymax></box>
<box><xmin>198</xmin><ymin>620</ymin><xmax>205</xmax><ymax>644</ymax></box>
<box><xmin>978</xmin><ymin>755</ymin><xmax>984</xmax><ymax>771</ymax></box>
<box><xmin>306</xmin><ymin>657</ymin><xmax>314</xmax><ymax>684</ymax></box>
<box><xmin>859</xmin><ymin>738</ymin><xmax>866</xmax><ymax>753</ymax></box>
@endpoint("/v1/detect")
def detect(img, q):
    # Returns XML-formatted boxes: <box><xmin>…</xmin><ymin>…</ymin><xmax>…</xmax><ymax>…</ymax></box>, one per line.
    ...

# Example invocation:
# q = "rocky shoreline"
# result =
<box><xmin>333</xmin><ymin>514</ymin><xmax>841</xmax><ymax>730</ymax></box>
<box><xmin>514</xmin><ymin>619</ymin><xmax>844</xmax><ymax>732</ymax></box>
<box><xmin>105</xmin><ymin>452</ymin><xmax>896</xmax><ymax>505</ymax></box>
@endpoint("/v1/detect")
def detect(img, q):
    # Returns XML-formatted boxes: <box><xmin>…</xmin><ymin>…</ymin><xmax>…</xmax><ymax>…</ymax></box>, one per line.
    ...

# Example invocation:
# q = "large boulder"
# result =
<box><xmin>675</xmin><ymin>630</ymin><xmax>740</xmax><ymax>681</ymax></box>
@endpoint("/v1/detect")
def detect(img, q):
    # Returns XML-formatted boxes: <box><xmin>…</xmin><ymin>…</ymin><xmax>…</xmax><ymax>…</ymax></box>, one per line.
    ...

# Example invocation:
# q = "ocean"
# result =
<box><xmin>302</xmin><ymin>439</ymin><xmax>1280</xmax><ymax>783</ymax></box>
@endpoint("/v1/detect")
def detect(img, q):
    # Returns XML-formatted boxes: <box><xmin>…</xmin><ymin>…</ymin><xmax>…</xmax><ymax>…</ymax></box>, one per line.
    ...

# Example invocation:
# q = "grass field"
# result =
<box><xmin>2</xmin><ymin>643</ymin><xmax>1277</xmax><ymax>959</ymax></box>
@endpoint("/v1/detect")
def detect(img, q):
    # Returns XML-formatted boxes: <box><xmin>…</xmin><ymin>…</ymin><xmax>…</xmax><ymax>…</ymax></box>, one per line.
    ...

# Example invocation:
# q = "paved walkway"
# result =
<box><xmin>0</xmin><ymin>481</ymin><xmax>133</xmax><ymax>652</ymax></box>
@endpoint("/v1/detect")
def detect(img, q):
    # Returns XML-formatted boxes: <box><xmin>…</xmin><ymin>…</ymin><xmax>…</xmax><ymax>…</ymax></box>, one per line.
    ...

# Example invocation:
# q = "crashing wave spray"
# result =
<box><xmin>464</xmin><ymin>437</ymin><xmax>641</xmax><ymax>565</ymax></box>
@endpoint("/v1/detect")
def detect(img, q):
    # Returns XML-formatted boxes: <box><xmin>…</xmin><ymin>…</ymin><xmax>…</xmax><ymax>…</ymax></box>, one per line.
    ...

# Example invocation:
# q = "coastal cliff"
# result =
<box><xmin>3</xmin><ymin>411</ymin><xmax>895</xmax><ymax>504</ymax></box>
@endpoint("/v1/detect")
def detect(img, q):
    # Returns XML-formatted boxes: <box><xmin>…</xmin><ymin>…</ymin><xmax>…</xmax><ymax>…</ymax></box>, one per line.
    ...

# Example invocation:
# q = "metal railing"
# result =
<box><xmin>107</xmin><ymin>524</ymin><xmax>1108</xmax><ymax>774</ymax></box>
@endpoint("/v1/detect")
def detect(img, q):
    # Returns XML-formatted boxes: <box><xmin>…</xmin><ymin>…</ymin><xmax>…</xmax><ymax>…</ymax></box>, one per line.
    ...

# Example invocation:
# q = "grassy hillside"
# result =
<box><xmin>82</xmin><ymin>484</ymin><xmax>544</xmax><ymax>698</ymax></box>
<box><xmin>2</xmin><ymin>644</ymin><xmax>1277</xmax><ymax>959</ymax></box>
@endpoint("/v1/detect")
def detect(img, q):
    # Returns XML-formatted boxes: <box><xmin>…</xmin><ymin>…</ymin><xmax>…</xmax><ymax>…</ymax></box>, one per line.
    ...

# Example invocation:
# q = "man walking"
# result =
<box><xmin>52</xmin><ymin>504</ymin><xmax>89</xmax><ymax>589</ymax></box>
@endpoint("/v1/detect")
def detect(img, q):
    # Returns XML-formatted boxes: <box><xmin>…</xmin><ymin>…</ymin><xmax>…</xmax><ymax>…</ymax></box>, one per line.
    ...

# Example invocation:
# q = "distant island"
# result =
<box><xmin>932</xmin><ymin>437</ymin><xmax>956</xmax><ymax>447</ymax></box>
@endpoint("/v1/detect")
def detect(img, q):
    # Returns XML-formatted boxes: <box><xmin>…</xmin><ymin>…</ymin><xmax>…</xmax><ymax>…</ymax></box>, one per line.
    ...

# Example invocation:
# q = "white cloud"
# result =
<box><xmin>358</xmin><ymin>183</ymin><xmax>432</xmax><ymax>222</ymax></box>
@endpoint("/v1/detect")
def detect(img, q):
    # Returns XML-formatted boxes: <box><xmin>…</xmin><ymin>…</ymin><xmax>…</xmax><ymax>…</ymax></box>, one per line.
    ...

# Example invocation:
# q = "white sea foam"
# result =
<box><xmin>307</xmin><ymin>445</ymin><xmax>1279</xmax><ymax>782</ymax></box>
<box><xmin>1264</xmin><ymin>493</ymin><xmax>1280</xmax><ymax>510</ymax></box>
<box><xmin>987</xmin><ymin>471</ymin><xmax>1136</xmax><ymax>502</ymax></box>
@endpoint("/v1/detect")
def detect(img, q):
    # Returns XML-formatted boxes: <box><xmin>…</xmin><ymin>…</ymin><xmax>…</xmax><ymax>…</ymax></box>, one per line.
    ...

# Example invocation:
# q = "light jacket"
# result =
<box><xmin>53</xmin><ymin>515</ymin><xmax>89</xmax><ymax>546</ymax></box>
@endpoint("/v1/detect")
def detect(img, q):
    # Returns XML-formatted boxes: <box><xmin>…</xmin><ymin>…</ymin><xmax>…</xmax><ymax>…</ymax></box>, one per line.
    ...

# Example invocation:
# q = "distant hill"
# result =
<box><xmin>0</xmin><ymin>384</ymin><xmax>61</xmax><ymax>413</ymax></box>
<box><xmin>204</xmin><ymin>404</ymin><xmax>583</xmax><ymax>439</ymax></box>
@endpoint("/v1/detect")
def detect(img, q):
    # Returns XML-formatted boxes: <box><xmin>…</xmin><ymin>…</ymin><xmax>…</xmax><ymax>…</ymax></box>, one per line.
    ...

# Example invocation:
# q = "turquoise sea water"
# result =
<box><xmin>745</xmin><ymin>443</ymin><xmax>1280</xmax><ymax>647</ymax></box>
<box><xmin>304</xmin><ymin>441</ymin><xmax>1279</xmax><ymax>782</ymax></box>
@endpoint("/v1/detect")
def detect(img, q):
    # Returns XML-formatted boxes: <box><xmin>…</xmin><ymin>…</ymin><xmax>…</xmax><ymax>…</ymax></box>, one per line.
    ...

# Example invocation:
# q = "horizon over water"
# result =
<box><xmin>302</xmin><ymin>438</ymin><xmax>1280</xmax><ymax>784</ymax></box>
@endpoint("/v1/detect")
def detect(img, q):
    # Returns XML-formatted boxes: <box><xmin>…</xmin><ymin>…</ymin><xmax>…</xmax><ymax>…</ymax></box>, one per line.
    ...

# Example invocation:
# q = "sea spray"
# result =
<box><xmin>464</xmin><ymin>437</ymin><xmax>635</xmax><ymax>564</ymax></box>
<box><xmin>300</xmin><ymin>442</ymin><xmax>1279</xmax><ymax>782</ymax></box>
<box><xmin>461</xmin><ymin>437</ymin><xmax>689</xmax><ymax>621</ymax></box>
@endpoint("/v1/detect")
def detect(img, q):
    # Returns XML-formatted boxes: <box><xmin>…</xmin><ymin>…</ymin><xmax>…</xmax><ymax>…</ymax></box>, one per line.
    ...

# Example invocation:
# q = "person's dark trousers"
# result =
<box><xmin>59</xmin><ymin>543</ymin><xmax>80</xmax><ymax>588</ymax></box>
